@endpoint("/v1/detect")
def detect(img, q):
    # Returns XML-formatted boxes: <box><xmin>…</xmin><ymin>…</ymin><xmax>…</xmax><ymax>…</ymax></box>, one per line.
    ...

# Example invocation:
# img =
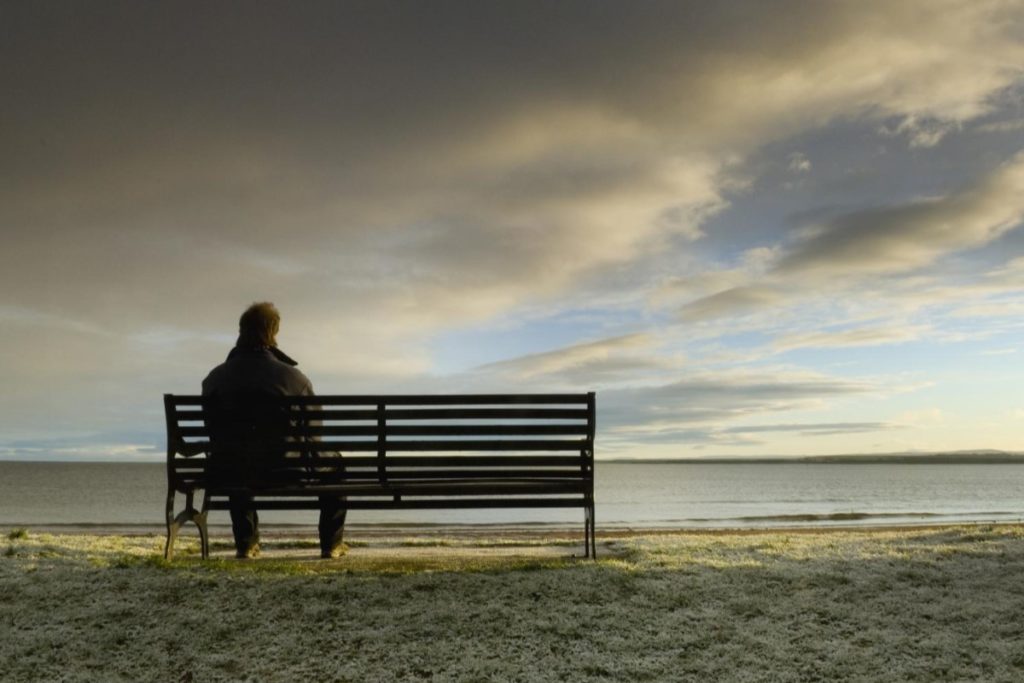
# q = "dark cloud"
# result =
<box><xmin>5</xmin><ymin>1</ymin><xmax>1020</xmax><ymax>325</ymax></box>
<box><xmin>777</xmin><ymin>152</ymin><xmax>1024</xmax><ymax>276</ymax></box>
<box><xmin>673</xmin><ymin>151</ymin><xmax>1024</xmax><ymax>325</ymax></box>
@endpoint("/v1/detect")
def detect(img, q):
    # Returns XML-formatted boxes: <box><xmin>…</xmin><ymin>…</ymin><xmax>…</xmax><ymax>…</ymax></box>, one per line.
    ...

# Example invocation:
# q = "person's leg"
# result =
<box><xmin>318</xmin><ymin>496</ymin><xmax>347</xmax><ymax>558</ymax></box>
<box><xmin>229</xmin><ymin>494</ymin><xmax>260</xmax><ymax>557</ymax></box>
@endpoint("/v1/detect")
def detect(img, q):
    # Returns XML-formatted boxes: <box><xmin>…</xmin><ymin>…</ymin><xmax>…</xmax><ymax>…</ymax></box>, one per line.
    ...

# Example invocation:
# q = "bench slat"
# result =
<box><xmin>174</xmin><ymin>439</ymin><xmax>589</xmax><ymax>452</ymax></box>
<box><xmin>169</xmin><ymin>454</ymin><xmax>587</xmax><ymax>468</ymax></box>
<box><xmin>207</xmin><ymin>497</ymin><xmax>587</xmax><ymax>510</ymax></box>
<box><xmin>380</xmin><ymin>408</ymin><xmax>589</xmax><ymax>420</ymax></box>
<box><xmin>296</xmin><ymin>394</ymin><xmax>587</xmax><ymax>405</ymax></box>
<box><xmin>292</xmin><ymin>470</ymin><xmax>588</xmax><ymax>481</ymax></box>
<box><xmin>172</xmin><ymin>407</ymin><xmax>589</xmax><ymax>422</ymax></box>
<box><xmin>210</xmin><ymin>479</ymin><xmax>587</xmax><ymax>495</ymax></box>
<box><xmin>313</xmin><ymin>455</ymin><xmax>588</xmax><ymax>467</ymax></box>
<box><xmin>169</xmin><ymin>394</ymin><xmax>589</xmax><ymax>407</ymax></box>
<box><xmin>175</xmin><ymin>424</ymin><xmax>591</xmax><ymax>437</ymax></box>
<box><xmin>173</xmin><ymin>467</ymin><xmax>587</xmax><ymax>480</ymax></box>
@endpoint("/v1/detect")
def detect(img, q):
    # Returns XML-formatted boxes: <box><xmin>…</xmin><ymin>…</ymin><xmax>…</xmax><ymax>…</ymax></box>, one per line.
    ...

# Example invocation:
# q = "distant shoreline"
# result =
<box><xmin>602</xmin><ymin>451</ymin><xmax>1024</xmax><ymax>464</ymax></box>
<box><xmin>6</xmin><ymin>519</ymin><xmax>1023</xmax><ymax>539</ymax></box>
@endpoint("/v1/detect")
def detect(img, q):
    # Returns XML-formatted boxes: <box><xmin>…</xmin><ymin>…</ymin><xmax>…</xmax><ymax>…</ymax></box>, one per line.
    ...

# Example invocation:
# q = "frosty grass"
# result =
<box><xmin>2</xmin><ymin>525</ymin><xmax>1024</xmax><ymax>682</ymax></box>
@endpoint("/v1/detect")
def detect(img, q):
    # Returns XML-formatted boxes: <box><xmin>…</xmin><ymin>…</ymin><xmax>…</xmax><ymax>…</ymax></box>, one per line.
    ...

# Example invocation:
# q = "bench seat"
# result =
<box><xmin>217</xmin><ymin>480</ymin><xmax>587</xmax><ymax>495</ymax></box>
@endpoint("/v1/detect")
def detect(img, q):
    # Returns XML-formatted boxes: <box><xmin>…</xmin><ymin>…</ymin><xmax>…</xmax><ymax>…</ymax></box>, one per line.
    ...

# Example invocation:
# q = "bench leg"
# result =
<box><xmin>164</xmin><ymin>488</ymin><xmax>207</xmax><ymax>560</ymax></box>
<box><xmin>164</xmin><ymin>522</ymin><xmax>178</xmax><ymax>560</ymax></box>
<box><xmin>198</xmin><ymin>490</ymin><xmax>211</xmax><ymax>559</ymax></box>
<box><xmin>164</xmin><ymin>489</ymin><xmax>178</xmax><ymax>560</ymax></box>
<box><xmin>585</xmin><ymin>505</ymin><xmax>593</xmax><ymax>557</ymax></box>
<box><xmin>586</xmin><ymin>503</ymin><xmax>597</xmax><ymax>560</ymax></box>
<box><xmin>583</xmin><ymin>505</ymin><xmax>594</xmax><ymax>559</ymax></box>
<box><xmin>196</xmin><ymin>512</ymin><xmax>209</xmax><ymax>560</ymax></box>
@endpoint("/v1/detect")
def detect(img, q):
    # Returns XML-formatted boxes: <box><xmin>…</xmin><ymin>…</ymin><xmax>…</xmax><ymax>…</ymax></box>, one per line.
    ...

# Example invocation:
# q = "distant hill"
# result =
<box><xmin>799</xmin><ymin>450</ymin><xmax>1024</xmax><ymax>464</ymax></box>
<box><xmin>603</xmin><ymin>450</ymin><xmax>1024</xmax><ymax>464</ymax></box>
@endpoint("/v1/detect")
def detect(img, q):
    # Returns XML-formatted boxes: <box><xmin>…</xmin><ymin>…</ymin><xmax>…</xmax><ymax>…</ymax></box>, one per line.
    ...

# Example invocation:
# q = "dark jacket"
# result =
<box><xmin>201</xmin><ymin>346</ymin><xmax>318</xmax><ymax>484</ymax></box>
<box><xmin>202</xmin><ymin>346</ymin><xmax>314</xmax><ymax>399</ymax></box>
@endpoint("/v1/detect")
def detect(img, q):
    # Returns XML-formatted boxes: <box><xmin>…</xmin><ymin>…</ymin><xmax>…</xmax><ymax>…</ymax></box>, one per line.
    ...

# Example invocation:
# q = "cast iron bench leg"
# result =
<box><xmin>587</xmin><ymin>502</ymin><xmax>597</xmax><ymax>559</ymax></box>
<box><xmin>164</xmin><ymin>488</ymin><xmax>206</xmax><ymax>560</ymax></box>
<box><xmin>583</xmin><ymin>506</ymin><xmax>591</xmax><ymax>558</ymax></box>
<box><xmin>197</xmin><ymin>490</ymin><xmax>210</xmax><ymax>559</ymax></box>
<box><xmin>164</xmin><ymin>489</ymin><xmax>178</xmax><ymax>560</ymax></box>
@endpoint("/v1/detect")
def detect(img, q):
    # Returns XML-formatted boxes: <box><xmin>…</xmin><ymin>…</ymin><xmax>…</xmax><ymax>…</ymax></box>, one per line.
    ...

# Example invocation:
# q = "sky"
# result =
<box><xmin>3</xmin><ymin>1</ymin><xmax>1024</xmax><ymax>461</ymax></box>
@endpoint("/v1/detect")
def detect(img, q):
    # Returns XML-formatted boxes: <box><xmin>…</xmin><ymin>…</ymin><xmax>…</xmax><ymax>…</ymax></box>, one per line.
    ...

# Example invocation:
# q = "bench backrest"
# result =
<box><xmin>165</xmin><ymin>393</ymin><xmax>596</xmax><ymax>491</ymax></box>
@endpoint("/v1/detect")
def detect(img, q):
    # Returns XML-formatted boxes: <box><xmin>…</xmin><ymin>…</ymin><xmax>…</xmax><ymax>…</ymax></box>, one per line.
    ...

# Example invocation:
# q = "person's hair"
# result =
<box><xmin>237</xmin><ymin>302</ymin><xmax>280</xmax><ymax>348</ymax></box>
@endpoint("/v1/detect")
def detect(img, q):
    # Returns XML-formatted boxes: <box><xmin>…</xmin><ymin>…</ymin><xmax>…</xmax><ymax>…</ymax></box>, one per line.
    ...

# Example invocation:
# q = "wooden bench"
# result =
<box><xmin>163</xmin><ymin>393</ymin><xmax>597</xmax><ymax>559</ymax></box>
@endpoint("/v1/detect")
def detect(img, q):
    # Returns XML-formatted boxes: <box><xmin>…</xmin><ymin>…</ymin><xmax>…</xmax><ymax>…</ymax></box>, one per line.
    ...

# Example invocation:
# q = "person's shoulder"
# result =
<box><xmin>279</xmin><ymin>363</ymin><xmax>314</xmax><ymax>394</ymax></box>
<box><xmin>201</xmin><ymin>361</ymin><xmax>229</xmax><ymax>394</ymax></box>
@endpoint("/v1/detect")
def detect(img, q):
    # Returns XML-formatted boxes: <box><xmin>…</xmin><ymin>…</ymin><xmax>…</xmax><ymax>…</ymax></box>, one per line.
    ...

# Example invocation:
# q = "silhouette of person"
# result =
<box><xmin>202</xmin><ymin>302</ymin><xmax>346</xmax><ymax>559</ymax></box>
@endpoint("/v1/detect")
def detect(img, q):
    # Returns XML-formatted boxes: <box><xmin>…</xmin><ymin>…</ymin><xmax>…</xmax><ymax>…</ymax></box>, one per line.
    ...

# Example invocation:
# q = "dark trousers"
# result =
<box><xmin>229</xmin><ymin>495</ymin><xmax>347</xmax><ymax>555</ymax></box>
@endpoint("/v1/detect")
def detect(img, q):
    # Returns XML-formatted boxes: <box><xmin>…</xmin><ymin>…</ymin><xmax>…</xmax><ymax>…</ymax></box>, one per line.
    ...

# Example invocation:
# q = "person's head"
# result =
<box><xmin>237</xmin><ymin>302</ymin><xmax>280</xmax><ymax>348</ymax></box>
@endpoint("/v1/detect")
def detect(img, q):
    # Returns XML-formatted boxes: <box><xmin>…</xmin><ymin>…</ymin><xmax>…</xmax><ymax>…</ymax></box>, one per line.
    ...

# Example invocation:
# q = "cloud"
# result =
<box><xmin>777</xmin><ymin>152</ymin><xmax>1024</xmax><ymax>276</ymax></box>
<box><xmin>608</xmin><ymin>420</ymin><xmax>898</xmax><ymax>448</ymax></box>
<box><xmin>722</xmin><ymin>422</ymin><xmax>898</xmax><ymax>436</ymax></box>
<box><xmin>773</xmin><ymin>325</ymin><xmax>929</xmax><ymax>352</ymax></box>
<box><xmin>788</xmin><ymin>152</ymin><xmax>812</xmax><ymax>173</ymax></box>
<box><xmin>667</xmin><ymin>144</ymin><xmax>1024</xmax><ymax>325</ymax></box>
<box><xmin>664</xmin><ymin>151</ymin><xmax>1024</xmax><ymax>327</ymax></box>
<box><xmin>974</xmin><ymin>118</ymin><xmax>1024</xmax><ymax>134</ymax></box>
<box><xmin>979</xmin><ymin>348</ymin><xmax>1018</xmax><ymax>356</ymax></box>
<box><xmin>464</xmin><ymin>344</ymin><xmax>888</xmax><ymax>446</ymax></box>
<box><xmin>0</xmin><ymin>306</ymin><xmax>108</xmax><ymax>337</ymax></box>
<box><xmin>880</xmin><ymin>116</ymin><xmax>960</xmax><ymax>148</ymax></box>
<box><xmin>896</xmin><ymin>408</ymin><xmax>945</xmax><ymax>426</ymax></box>
<box><xmin>5</xmin><ymin>1</ymin><xmax>1023</xmax><ymax>333</ymax></box>
<box><xmin>2</xmin><ymin>1</ymin><xmax>1024</xmax><ymax>450</ymax></box>
<box><xmin>601</xmin><ymin>370</ymin><xmax>874</xmax><ymax>433</ymax></box>
<box><xmin>474</xmin><ymin>333</ymin><xmax>673</xmax><ymax>384</ymax></box>
<box><xmin>679</xmin><ymin>286</ymin><xmax>786</xmax><ymax>322</ymax></box>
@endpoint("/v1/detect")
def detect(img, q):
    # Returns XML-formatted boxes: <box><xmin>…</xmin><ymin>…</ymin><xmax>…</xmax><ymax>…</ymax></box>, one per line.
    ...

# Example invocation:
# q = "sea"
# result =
<box><xmin>2</xmin><ymin>460</ymin><xmax>1022</xmax><ymax>530</ymax></box>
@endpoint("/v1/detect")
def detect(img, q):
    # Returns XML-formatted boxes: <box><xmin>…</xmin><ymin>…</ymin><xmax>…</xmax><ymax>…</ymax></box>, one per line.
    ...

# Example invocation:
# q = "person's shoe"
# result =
<box><xmin>236</xmin><ymin>543</ymin><xmax>260</xmax><ymax>559</ymax></box>
<box><xmin>320</xmin><ymin>544</ymin><xmax>347</xmax><ymax>559</ymax></box>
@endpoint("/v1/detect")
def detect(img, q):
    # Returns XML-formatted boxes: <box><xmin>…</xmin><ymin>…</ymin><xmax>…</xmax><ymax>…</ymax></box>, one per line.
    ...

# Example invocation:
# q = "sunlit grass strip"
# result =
<box><xmin>1</xmin><ymin>531</ymin><xmax>595</xmax><ymax>575</ymax></box>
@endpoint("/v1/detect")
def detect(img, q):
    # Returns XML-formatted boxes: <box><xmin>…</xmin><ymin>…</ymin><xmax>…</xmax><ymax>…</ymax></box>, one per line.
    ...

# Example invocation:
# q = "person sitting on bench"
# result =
<box><xmin>202</xmin><ymin>301</ymin><xmax>346</xmax><ymax>559</ymax></box>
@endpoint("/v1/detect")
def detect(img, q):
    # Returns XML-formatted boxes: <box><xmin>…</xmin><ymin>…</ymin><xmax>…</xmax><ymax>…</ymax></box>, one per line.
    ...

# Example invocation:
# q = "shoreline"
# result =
<box><xmin>4</xmin><ymin>518</ymin><xmax>1021</xmax><ymax>539</ymax></box>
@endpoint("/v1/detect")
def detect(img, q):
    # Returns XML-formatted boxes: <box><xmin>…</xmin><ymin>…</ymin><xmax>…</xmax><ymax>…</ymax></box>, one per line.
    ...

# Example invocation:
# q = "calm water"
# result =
<box><xmin>1</xmin><ymin>461</ymin><xmax>1022</xmax><ymax>528</ymax></box>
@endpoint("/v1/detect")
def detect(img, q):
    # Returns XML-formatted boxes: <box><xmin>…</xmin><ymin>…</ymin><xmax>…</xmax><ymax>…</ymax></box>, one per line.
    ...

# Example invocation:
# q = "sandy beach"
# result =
<box><xmin>3</xmin><ymin>524</ymin><xmax>1024</xmax><ymax>682</ymax></box>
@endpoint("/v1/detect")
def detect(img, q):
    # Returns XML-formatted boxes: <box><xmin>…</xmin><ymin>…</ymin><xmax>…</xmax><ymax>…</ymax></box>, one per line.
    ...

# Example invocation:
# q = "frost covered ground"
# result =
<box><xmin>2</xmin><ymin>525</ymin><xmax>1024</xmax><ymax>682</ymax></box>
